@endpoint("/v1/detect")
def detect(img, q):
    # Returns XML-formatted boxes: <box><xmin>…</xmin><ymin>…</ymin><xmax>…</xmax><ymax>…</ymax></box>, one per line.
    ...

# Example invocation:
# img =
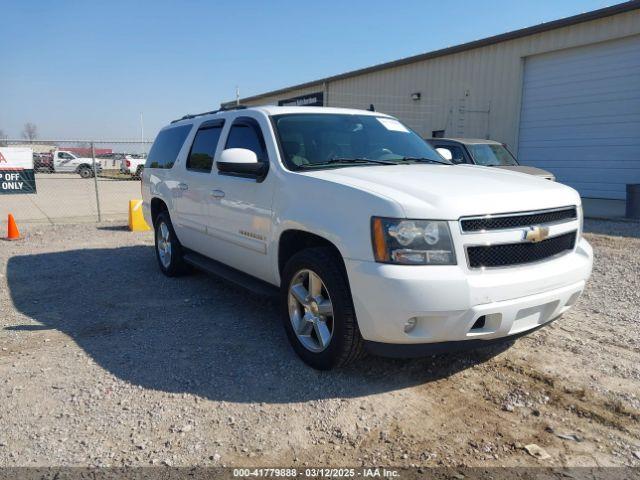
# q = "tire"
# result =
<box><xmin>154</xmin><ymin>211</ymin><xmax>189</xmax><ymax>277</ymax></box>
<box><xmin>134</xmin><ymin>166</ymin><xmax>144</xmax><ymax>179</ymax></box>
<box><xmin>78</xmin><ymin>166</ymin><xmax>93</xmax><ymax>179</ymax></box>
<box><xmin>281</xmin><ymin>247</ymin><xmax>365</xmax><ymax>370</ymax></box>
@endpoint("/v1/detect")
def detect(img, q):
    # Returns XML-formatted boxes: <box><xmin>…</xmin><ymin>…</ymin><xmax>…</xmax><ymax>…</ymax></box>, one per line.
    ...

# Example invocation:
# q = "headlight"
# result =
<box><xmin>371</xmin><ymin>217</ymin><xmax>456</xmax><ymax>265</ymax></box>
<box><xmin>578</xmin><ymin>204</ymin><xmax>583</xmax><ymax>238</ymax></box>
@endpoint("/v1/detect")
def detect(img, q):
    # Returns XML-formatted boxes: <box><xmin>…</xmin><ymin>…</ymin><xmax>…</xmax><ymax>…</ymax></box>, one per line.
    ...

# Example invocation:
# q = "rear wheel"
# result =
<box><xmin>154</xmin><ymin>211</ymin><xmax>188</xmax><ymax>277</ymax></box>
<box><xmin>78</xmin><ymin>166</ymin><xmax>93</xmax><ymax>179</ymax></box>
<box><xmin>281</xmin><ymin>247</ymin><xmax>365</xmax><ymax>370</ymax></box>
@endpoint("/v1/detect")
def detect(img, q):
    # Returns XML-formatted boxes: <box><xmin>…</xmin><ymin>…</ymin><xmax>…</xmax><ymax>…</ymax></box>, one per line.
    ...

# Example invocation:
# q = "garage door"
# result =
<box><xmin>517</xmin><ymin>35</ymin><xmax>640</xmax><ymax>199</ymax></box>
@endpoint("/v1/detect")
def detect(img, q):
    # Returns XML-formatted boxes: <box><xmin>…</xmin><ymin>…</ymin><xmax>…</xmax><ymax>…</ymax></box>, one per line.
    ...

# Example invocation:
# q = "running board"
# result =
<box><xmin>182</xmin><ymin>250</ymin><xmax>279</xmax><ymax>298</ymax></box>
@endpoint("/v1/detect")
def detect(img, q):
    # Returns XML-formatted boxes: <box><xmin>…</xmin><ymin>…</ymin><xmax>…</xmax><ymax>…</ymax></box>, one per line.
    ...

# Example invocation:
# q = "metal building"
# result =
<box><xmin>226</xmin><ymin>2</ymin><xmax>640</xmax><ymax>201</ymax></box>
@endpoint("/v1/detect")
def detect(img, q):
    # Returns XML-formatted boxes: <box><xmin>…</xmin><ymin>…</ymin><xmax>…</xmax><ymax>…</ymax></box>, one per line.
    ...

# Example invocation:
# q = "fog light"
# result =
<box><xmin>404</xmin><ymin>317</ymin><xmax>417</xmax><ymax>333</ymax></box>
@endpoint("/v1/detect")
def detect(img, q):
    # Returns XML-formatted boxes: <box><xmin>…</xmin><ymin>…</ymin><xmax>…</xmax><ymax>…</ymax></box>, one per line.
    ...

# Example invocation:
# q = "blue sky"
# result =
<box><xmin>0</xmin><ymin>0</ymin><xmax>614</xmax><ymax>140</ymax></box>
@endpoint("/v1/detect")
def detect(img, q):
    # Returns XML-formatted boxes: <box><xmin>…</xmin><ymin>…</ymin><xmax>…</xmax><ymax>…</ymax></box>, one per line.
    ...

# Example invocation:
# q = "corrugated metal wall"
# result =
<box><xmin>242</xmin><ymin>9</ymin><xmax>640</xmax><ymax>152</ymax></box>
<box><xmin>244</xmin><ymin>85</ymin><xmax>326</xmax><ymax>108</ymax></box>
<box><xmin>517</xmin><ymin>34</ymin><xmax>640</xmax><ymax>199</ymax></box>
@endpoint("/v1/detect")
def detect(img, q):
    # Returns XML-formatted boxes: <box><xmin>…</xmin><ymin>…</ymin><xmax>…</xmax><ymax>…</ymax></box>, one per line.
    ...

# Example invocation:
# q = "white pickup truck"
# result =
<box><xmin>142</xmin><ymin>106</ymin><xmax>593</xmax><ymax>370</ymax></box>
<box><xmin>120</xmin><ymin>154</ymin><xmax>146</xmax><ymax>178</ymax></box>
<box><xmin>52</xmin><ymin>150</ymin><xmax>102</xmax><ymax>178</ymax></box>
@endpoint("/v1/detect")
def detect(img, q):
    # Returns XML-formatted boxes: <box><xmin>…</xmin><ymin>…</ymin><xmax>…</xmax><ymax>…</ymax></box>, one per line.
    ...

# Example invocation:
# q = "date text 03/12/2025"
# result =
<box><xmin>233</xmin><ymin>468</ymin><xmax>401</xmax><ymax>477</ymax></box>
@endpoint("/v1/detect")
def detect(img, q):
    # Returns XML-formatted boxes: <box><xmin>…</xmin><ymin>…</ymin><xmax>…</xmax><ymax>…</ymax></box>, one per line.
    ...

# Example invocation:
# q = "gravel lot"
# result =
<box><xmin>0</xmin><ymin>219</ymin><xmax>638</xmax><ymax>468</ymax></box>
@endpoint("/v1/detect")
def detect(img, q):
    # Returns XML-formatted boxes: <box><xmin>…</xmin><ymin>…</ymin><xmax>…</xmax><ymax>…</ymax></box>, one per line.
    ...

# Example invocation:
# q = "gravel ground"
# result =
<box><xmin>0</xmin><ymin>220</ymin><xmax>638</xmax><ymax>468</ymax></box>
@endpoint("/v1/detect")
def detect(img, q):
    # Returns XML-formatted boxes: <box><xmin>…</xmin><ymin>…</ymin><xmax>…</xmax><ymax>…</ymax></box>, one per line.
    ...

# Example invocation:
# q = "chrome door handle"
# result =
<box><xmin>178</xmin><ymin>183</ymin><xmax>189</xmax><ymax>191</ymax></box>
<box><xmin>210</xmin><ymin>189</ymin><xmax>225</xmax><ymax>199</ymax></box>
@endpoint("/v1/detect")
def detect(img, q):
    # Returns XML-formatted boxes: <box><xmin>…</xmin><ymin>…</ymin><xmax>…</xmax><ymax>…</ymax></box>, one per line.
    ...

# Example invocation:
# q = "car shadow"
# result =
<box><xmin>96</xmin><ymin>225</ymin><xmax>131</xmax><ymax>232</ymax></box>
<box><xmin>6</xmin><ymin>246</ymin><xmax>511</xmax><ymax>403</ymax></box>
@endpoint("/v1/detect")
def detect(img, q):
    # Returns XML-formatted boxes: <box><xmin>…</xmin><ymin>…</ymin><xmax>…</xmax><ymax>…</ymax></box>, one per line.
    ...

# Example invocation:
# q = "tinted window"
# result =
<box><xmin>435</xmin><ymin>145</ymin><xmax>466</xmax><ymax>164</ymax></box>
<box><xmin>225</xmin><ymin>122</ymin><xmax>267</xmax><ymax>161</ymax></box>
<box><xmin>187</xmin><ymin>125</ymin><xmax>223</xmax><ymax>172</ymax></box>
<box><xmin>146</xmin><ymin>125</ymin><xmax>192</xmax><ymax>169</ymax></box>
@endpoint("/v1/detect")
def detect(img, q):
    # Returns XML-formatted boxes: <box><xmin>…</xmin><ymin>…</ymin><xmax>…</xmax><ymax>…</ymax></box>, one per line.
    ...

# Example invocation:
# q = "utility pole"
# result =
<box><xmin>140</xmin><ymin>112</ymin><xmax>144</xmax><ymax>143</ymax></box>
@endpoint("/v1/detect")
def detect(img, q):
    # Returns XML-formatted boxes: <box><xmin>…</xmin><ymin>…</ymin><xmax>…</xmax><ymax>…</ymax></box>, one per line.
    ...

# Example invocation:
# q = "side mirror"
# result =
<box><xmin>435</xmin><ymin>148</ymin><xmax>453</xmax><ymax>161</ymax></box>
<box><xmin>217</xmin><ymin>148</ymin><xmax>268</xmax><ymax>178</ymax></box>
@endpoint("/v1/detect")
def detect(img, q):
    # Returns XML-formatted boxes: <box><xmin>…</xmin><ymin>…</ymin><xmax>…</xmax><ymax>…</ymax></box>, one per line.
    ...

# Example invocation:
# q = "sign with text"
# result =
<box><xmin>0</xmin><ymin>147</ymin><xmax>37</xmax><ymax>194</ymax></box>
<box><xmin>277</xmin><ymin>92</ymin><xmax>324</xmax><ymax>107</ymax></box>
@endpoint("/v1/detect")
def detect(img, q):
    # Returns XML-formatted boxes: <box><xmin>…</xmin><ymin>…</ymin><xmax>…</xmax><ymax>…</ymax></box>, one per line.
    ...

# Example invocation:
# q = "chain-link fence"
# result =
<box><xmin>0</xmin><ymin>140</ymin><xmax>152</xmax><ymax>224</ymax></box>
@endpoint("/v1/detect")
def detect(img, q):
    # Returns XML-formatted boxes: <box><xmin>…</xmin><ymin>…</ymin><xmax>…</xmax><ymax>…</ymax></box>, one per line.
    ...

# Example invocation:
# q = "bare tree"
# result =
<box><xmin>21</xmin><ymin>123</ymin><xmax>38</xmax><ymax>141</ymax></box>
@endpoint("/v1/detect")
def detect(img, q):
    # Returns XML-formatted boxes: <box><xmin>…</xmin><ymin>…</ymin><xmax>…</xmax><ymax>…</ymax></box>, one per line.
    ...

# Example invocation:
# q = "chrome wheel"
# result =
<box><xmin>288</xmin><ymin>269</ymin><xmax>334</xmax><ymax>353</ymax></box>
<box><xmin>157</xmin><ymin>222</ymin><xmax>172</xmax><ymax>268</ymax></box>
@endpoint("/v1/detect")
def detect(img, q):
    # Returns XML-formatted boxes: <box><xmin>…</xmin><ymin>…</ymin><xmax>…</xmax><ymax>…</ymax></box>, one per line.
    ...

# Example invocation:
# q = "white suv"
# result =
<box><xmin>142</xmin><ymin>106</ymin><xmax>593</xmax><ymax>370</ymax></box>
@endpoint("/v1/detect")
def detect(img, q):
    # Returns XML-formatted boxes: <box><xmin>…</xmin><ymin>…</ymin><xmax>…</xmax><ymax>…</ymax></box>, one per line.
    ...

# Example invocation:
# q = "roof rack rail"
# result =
<box><xmin>170</xmin><ymin>105</ymin><xmax>248</xmax><ymax>124</ymax></box>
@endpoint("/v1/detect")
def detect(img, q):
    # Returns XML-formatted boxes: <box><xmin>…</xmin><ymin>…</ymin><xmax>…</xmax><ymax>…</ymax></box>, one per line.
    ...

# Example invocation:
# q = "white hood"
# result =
<box><xmin>305</xmin><ymin>164</ymin><xmax>580</xmax><ymax>219</ymax></box>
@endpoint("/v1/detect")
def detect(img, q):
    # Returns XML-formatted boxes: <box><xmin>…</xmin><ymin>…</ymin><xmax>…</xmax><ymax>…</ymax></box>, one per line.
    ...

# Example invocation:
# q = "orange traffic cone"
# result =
<box><xmin>5</xmin><ymin>214</ymin><xmax>20</xmax><ymax>241</ymax></box>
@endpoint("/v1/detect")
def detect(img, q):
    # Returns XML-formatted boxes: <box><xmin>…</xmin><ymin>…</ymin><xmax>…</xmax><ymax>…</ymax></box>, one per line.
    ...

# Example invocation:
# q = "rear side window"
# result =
<box><xmin>225</xmin><ymin>119</ymin><xmax>267</xmax><ymax>161</ymax></box>
<box><xmin>187</xmin><ymin>124</ymin><xmax>224</xmax><ymax>172</ymax></box>
<box><xmin>146</xmin><ymin>125</ymin><xmax>192</xmax><ymax>169</ymax></box>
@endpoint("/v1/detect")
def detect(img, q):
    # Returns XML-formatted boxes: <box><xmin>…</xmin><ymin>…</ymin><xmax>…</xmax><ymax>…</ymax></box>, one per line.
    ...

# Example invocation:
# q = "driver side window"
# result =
<box><xmin>225</xmin><ymin>120</ymin><xmax>267</xmax><ymax>162</ymax></box>
<box><xmin>434</xmin><ymin>145</ymin><xmax>466</xmax><ymax>164</ymax></box>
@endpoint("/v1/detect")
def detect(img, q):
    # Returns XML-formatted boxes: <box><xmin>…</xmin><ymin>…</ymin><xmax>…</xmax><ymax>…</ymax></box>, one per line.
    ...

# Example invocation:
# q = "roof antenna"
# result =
<box><xmin>368</xmin><ymin>104</ymin><xmax>375</xmax><ymax>112</ymax></box>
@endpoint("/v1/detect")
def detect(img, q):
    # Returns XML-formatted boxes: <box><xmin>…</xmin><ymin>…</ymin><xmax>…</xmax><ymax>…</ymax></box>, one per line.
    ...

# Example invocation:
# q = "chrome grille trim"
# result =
<box><xmin>459</xmin><ymin>206</ymin><xmax>578</xmax><ymax>234</ymax></box>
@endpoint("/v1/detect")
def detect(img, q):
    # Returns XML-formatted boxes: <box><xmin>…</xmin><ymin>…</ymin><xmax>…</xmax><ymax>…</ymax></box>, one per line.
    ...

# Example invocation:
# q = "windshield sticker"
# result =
<box><xmin>376</xmin><ymin>118</ymin><xmax>409</xmax><ymax>133</ymax></box>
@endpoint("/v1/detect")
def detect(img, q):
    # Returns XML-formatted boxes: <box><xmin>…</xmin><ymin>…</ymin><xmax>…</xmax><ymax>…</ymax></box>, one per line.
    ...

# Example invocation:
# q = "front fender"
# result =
<box><xmin>270</xmin><ymin>173</ymin><xmax>405</xmax><ymax>268</ymax></box>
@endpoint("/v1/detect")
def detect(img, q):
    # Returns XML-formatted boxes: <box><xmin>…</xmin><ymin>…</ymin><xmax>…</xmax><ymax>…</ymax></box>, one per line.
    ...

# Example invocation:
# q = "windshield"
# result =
<box><xmin>467</xmin><ymin>144</ymin><xmax>518</xmax><ymax>166</ymax></box>
<box><xmin>272</xmin><ymin>113</ymin><xmax>447</xmax><ymax>169</ymax></box>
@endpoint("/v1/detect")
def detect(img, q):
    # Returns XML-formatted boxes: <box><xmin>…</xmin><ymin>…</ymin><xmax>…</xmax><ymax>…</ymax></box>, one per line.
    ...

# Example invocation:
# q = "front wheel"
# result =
<box><xmin>281</xmin><ymin>247</ymin><xmax>365</xmax><ymax>370</ymax></box>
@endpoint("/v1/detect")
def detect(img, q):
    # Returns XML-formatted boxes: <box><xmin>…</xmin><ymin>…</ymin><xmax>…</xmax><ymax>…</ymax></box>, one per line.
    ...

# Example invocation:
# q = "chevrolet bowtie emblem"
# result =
<box><xmin>524</xmin><ymin>225</ymin><xmax>550</xmax><ymax>243</ymax></box>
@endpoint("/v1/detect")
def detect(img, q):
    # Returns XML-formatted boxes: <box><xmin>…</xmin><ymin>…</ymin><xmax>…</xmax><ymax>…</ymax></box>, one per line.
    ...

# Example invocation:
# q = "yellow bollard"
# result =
<box><xmin>128</xmin><ymin>199</ymin><xmax>151</xmax><ymax>232</ymax></box>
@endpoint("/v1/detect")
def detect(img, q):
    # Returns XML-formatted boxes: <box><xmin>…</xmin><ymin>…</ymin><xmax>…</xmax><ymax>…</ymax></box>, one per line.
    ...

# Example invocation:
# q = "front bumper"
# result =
<box><xmin>345</xmin><ymin>237</ymin><xmax>593</xmax><ymax>351</ymax></box>
<box><xmin>364</xmin><ymin>320</ymin><xmax>551</xmax><ymax>358</ymax></box>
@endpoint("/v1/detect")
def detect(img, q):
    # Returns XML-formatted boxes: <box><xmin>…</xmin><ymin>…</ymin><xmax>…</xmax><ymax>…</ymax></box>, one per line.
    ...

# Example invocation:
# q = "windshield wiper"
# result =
<box><xmin>399</xmin><ymin>157</ymin><xmax>452</xmax><ymax>165</ymax></box>
<box><xmin>300</xmin><ymin>157</ymin><xmax>399</xmax><ymax>168</ymax></box>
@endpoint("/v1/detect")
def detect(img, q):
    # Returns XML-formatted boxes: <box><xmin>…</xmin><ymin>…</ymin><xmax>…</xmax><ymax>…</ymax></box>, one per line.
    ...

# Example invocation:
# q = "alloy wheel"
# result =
<box><xmin>157</xmin><ymin>222</ymin><xmax>172</xmax><ymax>268</ymax></box>
<box><xmin>287</xmin><ymin>269</ymin><xmax>334</xmax><ymax>352</ymax></box>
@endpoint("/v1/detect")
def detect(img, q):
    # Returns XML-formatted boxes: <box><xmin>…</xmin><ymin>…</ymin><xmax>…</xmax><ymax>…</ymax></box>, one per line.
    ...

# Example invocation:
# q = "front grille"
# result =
<box><xmin>467</xmin><ymin>231</ymin><xmax>576</xmax><ymax>268</ymax></box>
<box><xmin>461</xmin><ymin>207</ymin><xmax>577</xmax><ymax>232</ymax></box>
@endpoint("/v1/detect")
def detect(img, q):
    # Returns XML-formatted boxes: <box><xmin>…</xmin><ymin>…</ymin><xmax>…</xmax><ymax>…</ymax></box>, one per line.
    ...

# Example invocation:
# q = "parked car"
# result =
<box><xmin>120</xmin><ymin>153</ymin><xmax>146</xmax><ymax>178</ymax></box>
<box><xmin>425</xmin><ymin>138</ymin><xmax>556</xmax><ymax>180</ymax></box>
<box><xmin>52</xmin><ymin>150</ymin><xmax>102</xmax><ymax>178</ymax></box>
<box><xmin>33</xmin><ymin>152</ymin><xmax>54</xmax><ymax>173</ymax></box>
<box><xmin>142</xmin><ymin>106</ymin><xmax>592</xmax><ymax>370</ymax></box>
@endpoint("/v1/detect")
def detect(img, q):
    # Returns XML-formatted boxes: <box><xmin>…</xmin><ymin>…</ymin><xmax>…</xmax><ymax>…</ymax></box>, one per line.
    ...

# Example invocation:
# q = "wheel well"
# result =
<box><xmin>76</xmin><ymin>163</ymin><xmax>91</xmax><ymax>171</ymax></box>
<box><xmin>150</xmin><ymin>198</ymin><xmax>168</xmax><ymax>226</ymax></box>
<box><xmin>278</xmin><ymin>230</ymin><xmax>345</xmax><ymax>279</ymax></box>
